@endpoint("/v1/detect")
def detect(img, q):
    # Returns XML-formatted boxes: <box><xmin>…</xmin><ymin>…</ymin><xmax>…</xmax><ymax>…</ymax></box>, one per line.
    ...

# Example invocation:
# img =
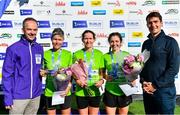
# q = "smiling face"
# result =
<box><xmin>22</xmin><ymin>20</ymin><xmax>38</xmax><ymax>41</ymax></box>
<box><xmin>109</xmin><ymin>35</ymin><xmax>122</xmax><ymax>53</ymax></box>
<box><xmin>147</xmin><ymin>17</ymin><xmax>163</xmax><ymax>38</ymax></box>
<box><xmin>82</xmin><ymin>32</ymin><xmax>95</xmax><ymax>50</ymax></box>
<box><xmin>52</xmin><ymin>35</ymin><xmax>64</xmax><ymax>51</ymax></box>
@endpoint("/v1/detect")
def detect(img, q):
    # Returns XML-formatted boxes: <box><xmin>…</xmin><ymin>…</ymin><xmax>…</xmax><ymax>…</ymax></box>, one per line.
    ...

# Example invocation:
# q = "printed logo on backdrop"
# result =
<box><xmin>66</xmin><ymin>33</ymin><xmax>70</xmax><ymax>39</ymax></box>
<box><xmin>148</xmin><ymin>10</ymin><xmax>159</xmax><ymax>13</ymax></box>
<box><xmin>113</xmin><ymin>9</ymin><xmax>124</xmax><ymax>15</ymax></box>
<box><xmin>20</xmin><ymin>9</ymin><xmax>32</xmax><ymax>16</ymax></box>
<box><xmin>110</xmin><ymin>20</ymin><xmax>125</xmax><ymax>28</ymax></box>
<box><xmin>0</xmin><ymin>33</ymin><xmax>12</xmax><ymax>39</ymax></box>
<box><xmin>91</xmin><ymin>0</ymin><xmax>102</xmax><ymax>6</ymax></box>
<box><xmin>62</xmin><ymin>42</ymin><xmax>68</xmax><ymax>47</ymax></box>
<box><xmin>125</xmin><ymin>20</ymin><xmax>141</xmax><ymax>28</ymax></box>
<box><xmin>96</xmin><ymin>33</ymin><xmax>108</xmax><ymax>38</ymax></box>
<box><xmin>0</xmin><ymin>43</ymin><xmax>8</xmax><ymax>48</ymax></box>
<box><xmin>36</xmin><ymin>10</ymin><xmax>51</xmax><ymax>16</ymax></box>
<box><xmin>0</xmin><ymin>21</ymin><xmax>13</xmax><ymax>28</ymax></box>
<box><xmin>120</xmin><ymin>33</ymin><xmax>125</xmax><ymax>38</ymax></box>
<box><xmin>77</xmin><ymin>10</ymin><xmax>88</xmax><ymax>15</ymax></box>
<box><xmin>106</xmin><ymin>0</ymin><xmax>120</xmax><ymax>7</ymax></box>
<box><xmin>163</xmin><ymin>20</ymin><xmax>179</xmax><ymax>28</ymax></box>
<box><xmin>168</xmin><ymin>33</ymin><xmax>179</xmax><ymax>37</ymax></box>
<box><xmin>165</xmin><ymin>9</ymin><xmax>179</xmax><ymax>15</ymax></box>
<box><xmin>74</xmin><ymin>35</ymin><xmax>81</xmax><ymax>39</ymax></box>
<box><xmin>71</xmin><ymin>1</ymin><xmax>84</xmax><ymax>6</ymax></box>
<box><xmin>17</xmin><ymin>0</ymin><xmax>29</xmax><ymax>7</ymax></box>
<box><xmin>128</xmin><ymin>42</ymin><xmax>141</xmax><ymax>47</ymax></box>
<box><xmin>129</xmin><ymin>9</ymin><xmax>143</xmax><ymax>15</ymax></box>
<box><xmin>55</xmin><ymin>10</ymin><xmax>72</xmax><ymax>16</ymax></box>
<box><xmin>162</xmin><ymin>0</ymin><xmax>179</xmax><ymax>4</ymax></box>
<box><xmin>55</xmin><ymin>1</ymin><xmax>66</xmax><ymax>6</ymax></box>
<box><xmin>93</xmin><ymin>10</ymin><xmax>106</xmax><ymax>15</ymax></box>
<box><xmin>17</xmin><ymin>34</ymin><xmax>23</xmax><ymax>38</ymax></box>
<box><xmin>73</xmin><ymin>20</ymin><xmax>87</xmax><ymax>28</ymax></box>
<box><xmin>3</xmin><ymin>10</ymin><xmax>15</xmax><ymax>15</ymax></box>
<box><xmin>39</xmin><ymin>43</ymin><xmax>51</xmax><ymax>47</ymax></box>
<box><xmin>132</xmin><ymin>32</ymin><xmax>143</xmax><ymax>38</ymax></box>
<box><xmin>142</xmin><ymin>0</ymin><xmax>156</xmax><ymax>6</ymax></box>
<box><xmin>40</xmin><ymin>33</ymin><xmax>52</xmax><ymax>39</ymax></box>
<box><xmin>88</xmin><ymin>20</ymin><xmax>103</xmax><ymax>29</ymax></box>
<box><xmin>0</xmin><ymin>53</ymin><xmax>6</xmax><ymax>60</ymax></box>
<box><xmin>33</xmin><ymin>1</ymin><xmax>50</xmax><ymax>7</ymax></box>
<box><xmin>13</xmin><ymin>21</ymin><xmax>22</xmax><ymax>28</ymax></box>
<box><xmin>51</xmin><ymin>21</ymin><xmax>66</xmax><ymax>28</ymax></box>
<box><xmin>37</xmin><ymin>21</ymin><xmax>50</xmax><ymax>28</ymax></box>
<box><xmin>126</xmin><ymin>1</ymin><xmax>137</xmax><ymax>6</ymax></box>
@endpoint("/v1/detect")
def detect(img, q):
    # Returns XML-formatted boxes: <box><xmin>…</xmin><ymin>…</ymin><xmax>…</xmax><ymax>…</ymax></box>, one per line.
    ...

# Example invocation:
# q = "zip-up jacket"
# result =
<box><xmin>2</xmin><ymin>36</ymin><xmax>44</xmax><ymax>106</ymax></box>
<box><xmin>140</xmin><ymin>30</ymin><xmax>179</xmax><ymax>88</ymax></box>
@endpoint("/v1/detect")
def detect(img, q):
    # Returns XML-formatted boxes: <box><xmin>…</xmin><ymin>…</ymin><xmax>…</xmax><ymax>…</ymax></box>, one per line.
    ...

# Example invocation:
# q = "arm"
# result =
<box><xmin>2</xmin><ymin>48</ymin><xmax>15</xmax><ymax>107</ymax></box>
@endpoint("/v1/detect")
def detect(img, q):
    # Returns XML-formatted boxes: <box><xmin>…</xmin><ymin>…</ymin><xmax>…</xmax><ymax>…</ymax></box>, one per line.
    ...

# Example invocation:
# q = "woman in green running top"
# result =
<box><xmin>73</xmin><ymin>30</ymin><xmax>104</xmax><ymax>115</ymax></box>
<box><xmin>103</xmin><ymin>32</ymin><xmax>136</xmax><ymax>115</ymax></box>
<box><xmin>40</xmin><ymin>28</ymin><xmax>72</xmax><ymax>115</ymax></box>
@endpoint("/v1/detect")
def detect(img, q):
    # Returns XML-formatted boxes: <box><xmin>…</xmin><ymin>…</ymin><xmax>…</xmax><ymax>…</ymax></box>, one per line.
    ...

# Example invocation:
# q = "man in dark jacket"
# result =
<box><xmin>140</xmin><ymin>12</ymin><xmax>179</xmax><ymax>114</ymax></box>
<box><xmin>2</xmin><ymin>17</ymin><xmax>43</xmax><ymax>114</ymax></box>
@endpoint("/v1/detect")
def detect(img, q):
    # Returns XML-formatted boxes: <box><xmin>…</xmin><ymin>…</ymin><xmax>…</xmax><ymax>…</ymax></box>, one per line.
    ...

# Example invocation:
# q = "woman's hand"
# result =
<box><xmin>131</xmin><ymin>79</ymin><xmax>136</xmax><ymax>86</ymax></box>
<box><xmin>76</xmin><ymin>79</ymin><xmax>87</xmax><ymax>88</ymax></box>
<box><xmin>107</xmin><ymin>76</ymin><xmax>113</xmax><ymax>82</ymax></box>
<box><xmin>60</xmin><ymin>83</ymin><xmax>72</xmax><ymax>97</ymax></box>
<box><xmin>95</xmin><ymin>79</ymin><xmax>104</xmax><ymax>88</ymax></box>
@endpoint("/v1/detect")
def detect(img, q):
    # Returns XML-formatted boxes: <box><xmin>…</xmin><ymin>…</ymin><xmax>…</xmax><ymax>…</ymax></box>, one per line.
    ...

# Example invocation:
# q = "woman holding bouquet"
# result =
<box><xmin>73</xmin><ymin>30</ymin><xmax>104</xmax><ymax>115</ymax></box>
<box><xmin>103</xmin><ymin>32</ymin><xmax>135</xmax><ymax>115</ymax></box>
<box><xmin>40</xmin><ymin>28</ymin><xmax>72</xmax><ymax>115</ymax></box>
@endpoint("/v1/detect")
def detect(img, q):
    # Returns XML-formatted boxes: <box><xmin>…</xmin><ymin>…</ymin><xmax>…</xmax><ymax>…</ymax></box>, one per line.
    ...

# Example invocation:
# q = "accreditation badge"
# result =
<box><xmin>35</xmin><ymin>54</ymin><xmax>42</xmax><ymax>64</ymax></box>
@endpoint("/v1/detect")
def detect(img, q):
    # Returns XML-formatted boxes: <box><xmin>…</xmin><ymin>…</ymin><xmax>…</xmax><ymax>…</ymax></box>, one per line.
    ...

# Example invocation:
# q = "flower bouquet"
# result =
<box><xmin>71</xmin><ymin>59</ymin><xmax>94</xmax><ymax>97</ymax></box>
<box><xmin>48</xmin><ymin>68</ymin><xmax>72</xmax><ymax>91</ymax></box>
<box><xmin>122</xmin><ymin>49</ymin><xmax>150</xmax><ymax>81</ymax></box>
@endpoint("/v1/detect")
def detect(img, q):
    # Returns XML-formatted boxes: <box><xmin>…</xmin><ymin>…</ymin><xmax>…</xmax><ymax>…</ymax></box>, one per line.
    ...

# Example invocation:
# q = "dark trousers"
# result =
<box><xmin>143</xmin><ymin>87</ymin><xmax>176</xmax><ymax>114</ymax></box>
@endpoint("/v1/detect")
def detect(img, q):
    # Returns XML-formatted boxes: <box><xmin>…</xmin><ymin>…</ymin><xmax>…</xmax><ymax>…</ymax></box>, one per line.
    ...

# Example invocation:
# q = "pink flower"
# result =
<box><xmin>70</xmin><ymin>59</ymin><xmax>88</xmax><ymax>85</ymax></box>
<box><xmin>122</xmin><ymin>54</ymin><xmax>144</xmax><ymax>81</ymax></box>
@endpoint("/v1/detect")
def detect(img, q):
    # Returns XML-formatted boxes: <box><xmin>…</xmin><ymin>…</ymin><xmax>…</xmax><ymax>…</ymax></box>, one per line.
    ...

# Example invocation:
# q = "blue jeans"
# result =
<box><xmin>143</xmin><ymin>87</ymin><xmax>176</xmax><ymax>114</ymax></box>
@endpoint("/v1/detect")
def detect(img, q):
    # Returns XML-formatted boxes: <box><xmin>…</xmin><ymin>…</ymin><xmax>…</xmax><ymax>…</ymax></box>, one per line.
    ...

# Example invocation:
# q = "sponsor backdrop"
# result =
<box><xmin>0</xmin><ymin>0</ymin><xmax>180</xmax><ymax>94</ymax></box>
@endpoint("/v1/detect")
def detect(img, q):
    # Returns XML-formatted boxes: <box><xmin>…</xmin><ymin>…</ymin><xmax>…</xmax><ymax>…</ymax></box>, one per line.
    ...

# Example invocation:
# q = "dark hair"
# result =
<box><xmin>108</xmin><ymin>32</ymin><xmax>123</xmax><ymax>52</ymax></box>
<box><xmin>146</xmin><ymin>12</ymin><xmax>162</xmax><ymax>22</ymax></box>
<box><xmin>81</xmin><ymin>30</ymin><xmax>96</xmax><ymax>41</ymax></box>
<box><xmin>22</xmin><ymin>17</ymin><xmax>38</xmax><ymax>28</ymax></box>
<box><xmin>51</xmin><ymin>28</ymin><xmax>64</xmax><ymax>40</ymax></box>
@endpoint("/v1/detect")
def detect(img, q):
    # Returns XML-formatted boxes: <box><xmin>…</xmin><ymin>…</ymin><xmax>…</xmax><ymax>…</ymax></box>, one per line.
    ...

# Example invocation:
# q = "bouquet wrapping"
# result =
<box><xmin>71</xmin><ymin>59</ymin><xmax>94</xmax><ymax>96</ymax></box>
<box><xmin>122</xmin><ymin>49</ymin><xmax>150</xmax><ymax>81</ymax></box>
<box><xmin>49</xmin><ymin>68</ymin><xmax>72</xmax><ymax>91</ymax></box>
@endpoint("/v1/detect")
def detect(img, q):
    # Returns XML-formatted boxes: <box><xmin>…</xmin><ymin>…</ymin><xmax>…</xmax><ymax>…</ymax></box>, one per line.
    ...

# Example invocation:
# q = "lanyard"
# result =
<box><xmin>52</xmin><ymin>49</ymin><xmax>62</xmax><ymax>71</ymax></box>
<box><xmin>110</xmin><ymin>51</ymin><xmax>121</xmax><ymax>77</ymax></box>
<box><xmin>83</xmin><ymin>49</ymin><xmax>94</xmax><ymax>78</ymax></box>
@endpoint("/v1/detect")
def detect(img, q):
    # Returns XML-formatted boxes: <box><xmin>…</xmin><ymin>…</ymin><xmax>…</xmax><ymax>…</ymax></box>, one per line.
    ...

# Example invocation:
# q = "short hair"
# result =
<box><xmin>108</xmin><ymin>32</ymin><xmax>122</xmax><ymax>43</ymax></box>
<box><xmin>146</xmin><ymin>12</ymin><xmax>162</xmax><ymax>22</ymax></box>
<box><xmin>81</xmin><ymin>30</ymin><xmax>96</xmax><ymax>41</ymax></box>
<box><xmin>51</xmin><ymin>28</ymin><xmax>64</xmax><ymax>40</ymax></box>
<box><xmin>22</xmin><ymin>17</ymin><xmax>38</xmax><ymax>28</ymax></box>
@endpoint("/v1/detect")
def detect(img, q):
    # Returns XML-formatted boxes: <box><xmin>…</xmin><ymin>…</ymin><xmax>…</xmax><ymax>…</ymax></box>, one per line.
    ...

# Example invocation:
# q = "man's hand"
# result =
<box><xmin>143</xmin><ymin>81</ymin><xmax>156</xmax><ymax>94</ymax></box>
<box><xmin>5</xmin><ymin>105</ymin><xmax>13</xmax><ymax>110</ymax></box>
